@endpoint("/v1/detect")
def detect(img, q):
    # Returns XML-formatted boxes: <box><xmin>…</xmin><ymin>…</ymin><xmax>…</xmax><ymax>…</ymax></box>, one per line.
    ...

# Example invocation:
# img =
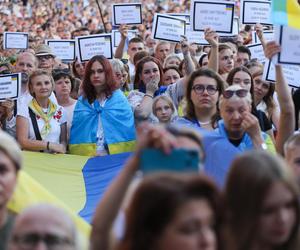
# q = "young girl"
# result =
<box><xmin>152</xmin><ymin>95</ymin><xmax>176</xmax><ymax>124</ymax></box>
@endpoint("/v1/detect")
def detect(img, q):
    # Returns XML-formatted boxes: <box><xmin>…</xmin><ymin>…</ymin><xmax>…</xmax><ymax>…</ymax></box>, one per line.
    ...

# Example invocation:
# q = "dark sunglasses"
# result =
<box><xmin>52</xmin><ymin>68</ymin><xmax>71</xmax><ymax>75</ymax></box>
<box><xmin>223</xmin><ymin>89</ymin><xmax>248</xmax><ymax>99</ymax></box>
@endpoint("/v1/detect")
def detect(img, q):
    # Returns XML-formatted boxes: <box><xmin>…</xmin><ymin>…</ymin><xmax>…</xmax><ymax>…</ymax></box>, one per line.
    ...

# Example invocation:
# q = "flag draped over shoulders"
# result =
<box><xmin>69</xmin><ymin>89</ymin><xmax>136</xmax><ymax>156</ymax></box>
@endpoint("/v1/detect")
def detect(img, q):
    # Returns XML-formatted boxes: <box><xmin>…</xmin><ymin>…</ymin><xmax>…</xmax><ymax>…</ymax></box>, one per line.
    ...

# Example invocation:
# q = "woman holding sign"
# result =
<box><xmin>16</xmin><ymin>70</ymin><xmax>67</xmax><ymax>153</ymax></box>
<box><xmin>69</xmin><ymin>55</ymin><xmax>136</xmax><ymax>156</ymax></box>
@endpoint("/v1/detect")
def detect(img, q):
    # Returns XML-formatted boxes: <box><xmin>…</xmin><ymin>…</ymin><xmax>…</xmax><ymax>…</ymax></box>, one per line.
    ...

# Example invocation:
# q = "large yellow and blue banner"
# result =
<box><xmin>8</xmin><ymin>151</ymin><xmax>131</xmax><ymax>249</ymax></box>
<box><xmin>272</xmin><ymin>0</ymin><xmax>300</xmax><ymax>29</ymax></box>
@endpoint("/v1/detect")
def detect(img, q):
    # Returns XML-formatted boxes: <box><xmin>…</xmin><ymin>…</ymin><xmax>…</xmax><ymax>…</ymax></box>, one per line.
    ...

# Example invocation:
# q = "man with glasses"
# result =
<box><xmin>217</xmin><ymin>85</ymin><xmax>273</xmax><ymax>151</ymax></box>
<box><xmin>202</xmin><ymin>85</ymin><xmax>275</xmax><ymax>187</ymax></box>
<box><xmin>8</xmin><ymin>204</ymin><xmax>78</xmax><ymax>250</ymax></box>
<box><xmin>35</xmin><ymin>44</ymin><xmax>56</xmax><ymax>73</ymax></box>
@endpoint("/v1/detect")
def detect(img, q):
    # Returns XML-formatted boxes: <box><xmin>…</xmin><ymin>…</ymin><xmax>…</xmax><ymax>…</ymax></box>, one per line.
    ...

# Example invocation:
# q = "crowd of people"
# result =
<box><xmin>0</xmin><ymin>0</ymin><xmax>300</xmax><ymax>249</ymax></box>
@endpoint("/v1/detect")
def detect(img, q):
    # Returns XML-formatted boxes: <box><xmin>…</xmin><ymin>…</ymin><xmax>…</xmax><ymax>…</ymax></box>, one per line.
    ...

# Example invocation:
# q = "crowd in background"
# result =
<box><xmin>1</xmin><ymin>0</ymin><xmax>300</xmax><ymax>250</ymax></box>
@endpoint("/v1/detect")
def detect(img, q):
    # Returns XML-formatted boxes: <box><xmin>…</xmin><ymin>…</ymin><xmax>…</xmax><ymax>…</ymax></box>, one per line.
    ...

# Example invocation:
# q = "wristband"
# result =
<box><xmin>47</xmin><ymin>141</ymin><xmax>50</xmax><ymax>150</ymax></box>
<box><xmin>144</xmin><ymin>94</ymin><xmax>153</xmax><ymax>99</ymax></box>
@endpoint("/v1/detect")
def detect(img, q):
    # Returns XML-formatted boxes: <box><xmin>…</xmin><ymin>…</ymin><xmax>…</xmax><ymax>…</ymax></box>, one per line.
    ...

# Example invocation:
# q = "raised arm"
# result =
<box><xmin>90</xmin><ymin>123</ymin><xmax>178</xmax><ymax>250</ymax></box>
<box><xmin>181</xmin><ymin>37</ymin><xmax>195</xmax><ymax>76</ymax></box>
<box><xmin>205</xmin><ymin>28</ymin><xmax>219</xmax><ymax>73</ymax></box>
<box><xmin>114</xmin><ymin>25</ymin><xmax>128</xmax><ymax>59</ymax></box>
<box><xmin>264</xmin><ymin>41</ymin><xmax>295</xmax><ymax>155</ymax></box>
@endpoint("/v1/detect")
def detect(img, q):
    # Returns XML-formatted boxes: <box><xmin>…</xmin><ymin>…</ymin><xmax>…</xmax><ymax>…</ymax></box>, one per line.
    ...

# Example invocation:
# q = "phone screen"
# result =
<box><xmin>140</xmin><ymin>148</ymin><xmax>199</xmax><ymax>174</ymax></box>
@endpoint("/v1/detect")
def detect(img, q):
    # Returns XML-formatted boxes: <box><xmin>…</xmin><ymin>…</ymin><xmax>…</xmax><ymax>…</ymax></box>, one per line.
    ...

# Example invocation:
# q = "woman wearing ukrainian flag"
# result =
<box><xmin>69</xmin><ymin>55</ymin><xmax>136</xmax><ymax>156</ymax></box>
<box><xmin>16</xmin><ymin>69</ymin><xmax>67</xmax><ymax>153</ymax></box>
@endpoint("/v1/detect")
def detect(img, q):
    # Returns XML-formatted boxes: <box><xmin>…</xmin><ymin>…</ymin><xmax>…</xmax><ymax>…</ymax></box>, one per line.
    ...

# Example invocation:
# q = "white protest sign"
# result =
<box><xmin>247</xmin><ymin>43</ymin><xmax>265</xmax><ymax>63</ymax></box>
<box><xmin>240</xmin><ymin>0</ymin><xmax>272</xmax><ymax>25</ymax></box>
<box><xmin>112</xmin><ymin>30</ymin><xmax>138</xmax><ymax>47</ymax></box>
<box><xmin>0</xmin><ymin>73</ymin><xmax>21</xmax><ymax>101</ymax></box>
<box><xmin>275</xmin><ymin>25</ymin><xmax>300</xmax><ymax>65</ymax></box>
<box><xmin>46</xmin><ymin>40</ymin><xmax>76</xmax><ymax>62</ymax></box>
<box><xmin>167</xmin><ymin>13</ymin><xmax>190</xmax><ymax>23</ymax></box>
<box><xmin>112</xmin><ymin>3</ymin><xmax>142</xmax><ymax>26</ymax></box>
<box><xmin>190</xmin><ymin>0</ymin><xmax>235</xmax><ymax>34</ymax></box>
<box><xmin>263</xmin><ymin>60</ymin><xmax>300</xmax><ymax>88</ymax></box>
<box><xmin>3</xmin><ymin>32</ymin><xmax>28</xmax><ymax>49</ymax></box>
<box><xmin>76</xmin><ymin>34</ymin><xmax>113</xmax><ymax>62</ymax></box>
<box><xmin>252</xmin><ymin>30</ymin><xmax>274</xmax><ymax>44</ymax></box>
<box><xmin>185</xmin><ymin>24</ymin><xmax>208</xmax><ymax>45</ymax></box>
<box><xmin>152</xmin><ymin>14</ymin><xmax>186</xmax><ymax>43</ymax></box>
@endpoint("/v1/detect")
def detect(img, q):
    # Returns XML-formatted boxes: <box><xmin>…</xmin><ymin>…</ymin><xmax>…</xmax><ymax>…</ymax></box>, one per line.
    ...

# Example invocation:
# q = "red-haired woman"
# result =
<box><xmin>69</xmin><ymin>55</ymin><xmax>136</xmax><ymax>156</ymax></box>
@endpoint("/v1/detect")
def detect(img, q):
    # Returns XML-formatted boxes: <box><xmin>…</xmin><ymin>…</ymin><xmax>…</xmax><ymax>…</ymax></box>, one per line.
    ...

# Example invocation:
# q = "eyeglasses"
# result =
<box><xmin>13</xmin><ymin>233</ymin><xmax>74</xmax><ymax>250</ymax></box>
<box><xmin>192</xmin><ymin>85</ymin><xmax>218</xmax><ymax>95</ymax></box>
<box><xmin>223</xmin><ymin>89</ymin><xmax>248</xmax><ymax>99</ymax></box>
<box><xmin>37</xmin><ymin>55</ymin><xmax>54</xmax><ymax>60</ymax></box>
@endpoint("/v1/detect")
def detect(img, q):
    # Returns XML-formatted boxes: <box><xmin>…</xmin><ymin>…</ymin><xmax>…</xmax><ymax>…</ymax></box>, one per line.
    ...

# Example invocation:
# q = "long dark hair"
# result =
<box><xmin>82</xmin><ymin>55</ymin><xmax>118</xmax><ymax>103</ymax></box>
<box><xmin>226</xmin><ymin>66</ymin><xmax>256</xmax><ymax>111</ymax></box>
<box><xmin>224</xmin><ymin>151</ymin><xmax>300</xmax><ymax>250</ymax></box>
<box><xmin>119</xmin><ymin>173</ymin><xmax>223</xmax><ymax>250</ymax></box>
<box><xmin>133</xmin><ymin>56</ymin><xmax>163</xmax><ymax>90</ymax></box>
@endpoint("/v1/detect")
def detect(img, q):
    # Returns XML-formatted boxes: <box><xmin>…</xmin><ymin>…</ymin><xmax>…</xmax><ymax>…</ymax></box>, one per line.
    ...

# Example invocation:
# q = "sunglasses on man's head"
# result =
<box><xmin>223</xmin><ymin>89</ymin><xmax>248</xmax><ymax>99</ymax></box>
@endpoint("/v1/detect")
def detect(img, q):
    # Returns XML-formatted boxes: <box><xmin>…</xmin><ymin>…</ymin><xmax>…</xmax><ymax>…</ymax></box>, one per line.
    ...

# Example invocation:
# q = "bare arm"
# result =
<box><xmin>255</xmin><ymin>23</ymin><xmax>267</xmax><ymax>49</ymax></box>
<box><xmin>114</xmin><ymin>25</ymin><xmax>128</xmax><ymax>59</ymax></box>
<box><xmin>16</xmin><ymin>116</ymin><xmax>67</xmax><ymax>153</ymax></box>
<box><xmin>205</xmin><ymin>28</ymin><xmax>219</xmax><ymax>73</ymax></box>
<box><xmin>16</xmin><ymin>116</ymin><xmax>48</xmax><ymax>151</ymax></box>
<box><xmin>181</xmin><ymin>37</ymin><xmax>195</xmax><ymax>75</ymax></box>
<box><xmin>90</xmin><ymin>124</ymin><xmax>178</xmax><ymax>250</ymax></box>
<box><xmin>264</xmin><ymin>41</ymin><xmax>295</xmax><ymax>155</ymax></box>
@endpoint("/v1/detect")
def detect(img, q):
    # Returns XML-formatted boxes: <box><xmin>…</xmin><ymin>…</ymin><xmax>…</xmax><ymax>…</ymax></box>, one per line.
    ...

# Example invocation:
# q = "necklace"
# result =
<box><xmin>198</xmin><ymin>120</ymin><xmax>211</xmax><ymax>126</ymax></box>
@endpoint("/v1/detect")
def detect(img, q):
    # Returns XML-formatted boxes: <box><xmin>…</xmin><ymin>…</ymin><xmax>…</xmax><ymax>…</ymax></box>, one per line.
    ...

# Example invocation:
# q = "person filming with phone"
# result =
<box><xmin>90</xmin><ymin>123</ymin><xmax>223</xmax><ymax>250</ymax></box>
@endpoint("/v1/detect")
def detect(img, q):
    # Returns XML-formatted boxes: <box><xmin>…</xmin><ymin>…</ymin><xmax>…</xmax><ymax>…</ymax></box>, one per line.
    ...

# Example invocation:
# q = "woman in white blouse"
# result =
<box><xmin>16</xmin><ymin>70</ymin><xmax>67</xmax><ymax>153</ymax></box>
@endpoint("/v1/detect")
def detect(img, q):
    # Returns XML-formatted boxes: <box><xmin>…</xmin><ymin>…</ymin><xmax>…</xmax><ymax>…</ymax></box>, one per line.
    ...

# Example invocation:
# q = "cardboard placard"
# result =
<box><xmin>0</xmin><ymin>73</ymin><xmax>21</xmax><ymax>101</ymax></box>
<box><xmin>46</xmin><ymin>40</ymin><xmax>76</xmax><ymax>62</ymax></box>
<box><xmin>112</xmin><ymin>3</ymin><xmax>142</xmax><ymax>26</ymax></box>
<box><xmin>241</xmin><ymin>0</ymin><xmax>272</xmax><ymax>25</ymax></box>
<box><xmin>3</xmin><ymin>32</ymin><xmax>28</xmax><ymax>49</ymax></box>
<box><xmin>190</xmin><ymin>0</ymin><xmax>235</xmax><ymax>34</ymax></box>
<box><xmin>152</xmin><ymin>14</ymin><xmax>186</xmax><ymax>43</ymax></box>
<box><xmin>275</xmin><ymin>25</ymin><xmax>300</xmax><ymax>65</ymax></box>
<box><xmin>76</xmin><ymin>34</ymin><xmax>113</xmax><ymax>62</ymax></box>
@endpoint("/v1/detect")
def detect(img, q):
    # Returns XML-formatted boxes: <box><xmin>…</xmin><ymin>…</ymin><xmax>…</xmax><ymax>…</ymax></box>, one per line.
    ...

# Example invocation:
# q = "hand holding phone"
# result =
<box><xmin>140</xmin><ymin>148</ymin><xmax>200</xmax><ymax>174</ymax></box>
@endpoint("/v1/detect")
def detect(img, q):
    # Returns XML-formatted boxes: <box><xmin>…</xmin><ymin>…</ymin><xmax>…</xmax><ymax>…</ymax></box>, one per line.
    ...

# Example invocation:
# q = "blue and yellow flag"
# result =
<box><xmin>272</xmin><ymin>0</ymin><xmax>300</xmax><ymax>29</ymax></box>
<box><xmin>8</xmin><ymin>151</ymin><xmax>131</xmax><ymax>249</ymax></box>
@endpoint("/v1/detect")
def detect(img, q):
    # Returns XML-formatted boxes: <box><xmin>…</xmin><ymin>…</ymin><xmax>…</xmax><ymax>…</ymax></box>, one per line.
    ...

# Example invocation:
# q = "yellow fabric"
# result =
<box><xmin>29</xmin><ymin>99</ymin><xmax>57</xmax><ymax>139</ymax></box>
<box><xmin>8</xmin><ymin>171</ymin><xmax>90</xmax><ymax>250</ymax></box>
<box><xmin>287</xmin><ymin>0</ymin><xmax>300</xmax><ymax>29</ymax></box>
<box><xmin>108</xmin><ymin>140</ymin><xmax>136</xmax><ymax>155</ymax></box>
<box><xmin>69</xmin><ymin>143</ymin><xmax>97</xmax><ymax>156</ymax></box>
<box><xmin>266</xmin><ymin>134</ymin><xmax>276</xmax><ymax>153</ymax></box>
<box><xmin>22</xmin><ymin>151</ymin><xmax>88</xmax><ymax>211</ymax></box>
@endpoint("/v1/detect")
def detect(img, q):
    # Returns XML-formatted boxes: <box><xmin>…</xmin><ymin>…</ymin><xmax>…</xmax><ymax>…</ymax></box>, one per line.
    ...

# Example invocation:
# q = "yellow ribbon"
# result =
<box><xmin>29</xmin><ymin>99</ymin><xmax>57</xmax><ymax>139</ymax></box>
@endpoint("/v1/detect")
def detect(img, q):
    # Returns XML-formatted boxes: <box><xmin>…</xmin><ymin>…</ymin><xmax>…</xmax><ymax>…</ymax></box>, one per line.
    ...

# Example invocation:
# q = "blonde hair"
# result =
<box><xmin>28</xmin><ymin>69</ymin><xmax>54</xmax><ymax>97</ymax></box>
<box><xmin>152</xmin><ymin>95</ymin><xmax>175</xmax><ymax>116</ymax></box>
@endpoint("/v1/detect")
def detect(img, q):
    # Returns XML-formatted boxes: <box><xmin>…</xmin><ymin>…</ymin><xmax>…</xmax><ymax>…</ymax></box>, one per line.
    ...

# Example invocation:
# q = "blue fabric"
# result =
<box><xmin>203</xmin><ymin>120</ymin><xmax>269</xmax><ymax>187</ymax></box>
<box><xmin>70</xmin><ymin>89</ymin><xmax>136</xmax><ymax>149</ymax></box>
<box><xmin>79</xmin><ymin>152</ymin><xmax>132</xmax><ymax>222</ymax></box>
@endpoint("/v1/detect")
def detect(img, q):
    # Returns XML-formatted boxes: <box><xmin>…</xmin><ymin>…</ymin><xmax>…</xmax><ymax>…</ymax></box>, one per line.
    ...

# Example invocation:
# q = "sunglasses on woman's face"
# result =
<box><xmin>223</xmin><ymin>89</ymin><xmax>248</xmax><ymax>99</ymax></box>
